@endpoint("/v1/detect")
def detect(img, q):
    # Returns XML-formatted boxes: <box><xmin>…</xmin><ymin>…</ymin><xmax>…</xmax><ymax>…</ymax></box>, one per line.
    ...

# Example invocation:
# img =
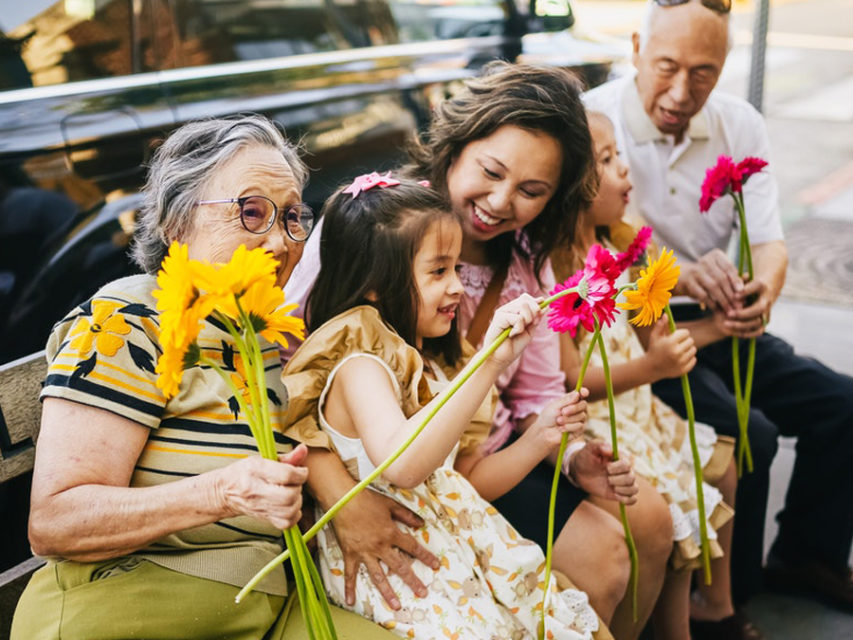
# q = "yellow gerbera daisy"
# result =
<box><xmin>155</xmin><ymin>342</ymin><xmax>200</xmax><ymax>399</ymax></box>
<box><xmin>235</xmin><ymin>278</ymin><xmax>305</xmax><ymax>347</ymax></box>
<box><xmin>618</xmin><ymin>248</ymin><xmax>680</xmax><ymax>327</ymax></box>
<box><xmin>194</xmin><ymin>244</ymin><xmax>279</xmax><ymax>301</ymax></box>
<box><xmin>153</xmin><ymin>242</ymin><xmax>213</xmax><ymax>351</ymax></box>
<box><xmin>69</xmin><ymin>300</ymin><xmax>131</xmax><ymax>357</ymax></box>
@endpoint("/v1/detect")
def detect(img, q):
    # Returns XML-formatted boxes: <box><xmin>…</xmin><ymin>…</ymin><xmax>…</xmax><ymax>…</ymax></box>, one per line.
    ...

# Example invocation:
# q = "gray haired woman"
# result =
<box><xmin>11</xmin><ymin>115</ymin><xmax>386</xmax><ymax>639</ymax></box>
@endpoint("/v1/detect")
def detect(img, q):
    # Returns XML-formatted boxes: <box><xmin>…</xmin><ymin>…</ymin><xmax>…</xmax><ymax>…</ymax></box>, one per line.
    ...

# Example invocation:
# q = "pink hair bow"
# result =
<box><xmin>343</xmin><ymin>171</ymin><xmax>401</xmax><ymax>198</ymax></box>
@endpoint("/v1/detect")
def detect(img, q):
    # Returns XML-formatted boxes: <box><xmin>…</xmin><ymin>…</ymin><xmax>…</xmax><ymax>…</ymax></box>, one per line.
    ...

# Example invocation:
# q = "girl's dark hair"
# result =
<box><xmin>306</xmin><ymin>177</ymin><xmax>463</xmax><ymax>364</ymax></box>
<box><xmin>405</xmin><ymin>61</ymin><xmax>598</xmax><ymax>280</ymax></box>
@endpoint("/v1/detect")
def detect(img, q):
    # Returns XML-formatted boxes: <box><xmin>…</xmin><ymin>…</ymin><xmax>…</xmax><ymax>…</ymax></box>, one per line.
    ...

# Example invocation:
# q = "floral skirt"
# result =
<box><xmin>317</xmin><ymin>465</ymin><xmax>602</xmax><ymax>640</ymax></box>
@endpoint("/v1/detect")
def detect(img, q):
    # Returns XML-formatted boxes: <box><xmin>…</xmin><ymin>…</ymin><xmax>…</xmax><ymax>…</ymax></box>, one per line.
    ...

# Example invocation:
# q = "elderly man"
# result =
<box><xmin>585</xmin><ymin>0</ymin><xmax>853</xmax><ymax>623</ymax></box>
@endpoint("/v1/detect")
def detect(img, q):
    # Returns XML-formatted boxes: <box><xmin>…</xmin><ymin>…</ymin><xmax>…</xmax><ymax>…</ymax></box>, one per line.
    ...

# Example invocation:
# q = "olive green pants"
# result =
<box><xmin>11</xmin><ymin>558</ymin><xmax>396</xmax><ymax>640</ymax></box>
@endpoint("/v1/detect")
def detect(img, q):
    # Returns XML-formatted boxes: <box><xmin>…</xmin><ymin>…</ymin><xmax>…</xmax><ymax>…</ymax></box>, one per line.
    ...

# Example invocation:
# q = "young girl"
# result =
<box><xmin>551</xmin><ymin>112</ymin><xmax>740</xmax><ymax>640</ymax></box>
<box><xmin>281</xmin><ymin>176</ymin><xmax>603</xmax><ymax>639</ymax></box>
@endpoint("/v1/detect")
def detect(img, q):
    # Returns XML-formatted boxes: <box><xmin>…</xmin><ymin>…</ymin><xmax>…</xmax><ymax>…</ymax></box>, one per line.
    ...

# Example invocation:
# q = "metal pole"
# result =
<box><xmin>747</xmin><ymin>0</ymin><xmax>771</xmax><ymax>112</ymax></box>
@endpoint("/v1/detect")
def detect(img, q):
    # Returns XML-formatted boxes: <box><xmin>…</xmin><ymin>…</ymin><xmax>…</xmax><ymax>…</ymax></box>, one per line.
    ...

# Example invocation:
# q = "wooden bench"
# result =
<box><xmin>0</xmin><ymin>351</ymin><xmax>47</xmax><ymax>638</ymax></box>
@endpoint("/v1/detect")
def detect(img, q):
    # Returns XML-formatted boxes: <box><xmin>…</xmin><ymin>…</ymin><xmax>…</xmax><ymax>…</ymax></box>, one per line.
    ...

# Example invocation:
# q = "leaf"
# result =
<box><xmin>221</xmin><ymin>341</ymin><xmax>235</xmax><ymax>370</ymax></box>
<box><xmin>266</xmin><ymin>388</ymin><xmax>282</xmax><ymax>406</ymax></box>
<box><xmin>119</xmin><ymin>303</ymin><xmax>157</xmax><ymax>318</ymax></box>
<box><xmin>71</xmin><ymin>353</ymin><xmax>97</xmax><ymax>380</ymax></box>
<box><xmin>228</xmin><ymin>396</ymin><xmax>240</xmax><ymax>420</ymax></box>
<box><xmin>127</xmin><ymin>342</ymin><xmax>155</xmax><ymax>373</ymax></box>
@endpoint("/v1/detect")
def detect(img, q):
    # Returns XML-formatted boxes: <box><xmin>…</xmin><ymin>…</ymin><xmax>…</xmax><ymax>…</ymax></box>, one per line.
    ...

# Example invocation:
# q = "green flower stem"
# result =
<box><xmin>214</xmin><ymin>310</ymin><xmax>267</xmax><ymax>444</ymax></box>
<box><xmin>664</xmin><ymin>305</ymin><xmax>712</xmax><ymax>585</ymax></box>
<box><xmin>540</xmin><ymin>324</ymin><xmax>599</xmax><ymax>639</ymax></box>
<box><xmin>595</xmin><ymin>330</ymin><xmax>640</xmax><ymax>621</ymax></box>
<box><xmin>237</xmin><ymin>286</ymin><xmax>580</xmax><ymax>603</ymax></box>
<box><xmin>209</xmin><ymin>310</ymin><xmax>336</xmax><ymax>638</ymax></box>
<box><xmin>733</xmin><ymin>195</ymin><xmax>756</xmax><ymax>476</ymax></box>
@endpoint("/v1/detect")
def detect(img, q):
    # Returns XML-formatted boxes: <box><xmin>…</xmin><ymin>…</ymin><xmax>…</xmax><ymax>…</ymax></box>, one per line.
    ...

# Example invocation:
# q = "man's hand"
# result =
<box><xmin>568</xmin><ymin>441</ymin><xmax>638</xmax><ymax>505</ymax></box>
<box><xmin>721</xmin><ymin>277</ymin><xmax>771</xmax><ymax>339</ymax></box>
<box><xmin>676</xmin><ymin>249</ymin><xmax>744</xmax><ymax>313</ymax></box>
<box><xmin>330</xmin><ymin>488</ymin><xmax>439</xmax><ymax>609</ymax></box>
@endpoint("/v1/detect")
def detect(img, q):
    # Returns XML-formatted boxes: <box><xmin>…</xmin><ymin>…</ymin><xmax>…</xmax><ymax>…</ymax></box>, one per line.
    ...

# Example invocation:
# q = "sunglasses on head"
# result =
<box><xmin>654</xmin><ymin>0</ymin><xmax>731</xmax><ymax>14</ymax></box>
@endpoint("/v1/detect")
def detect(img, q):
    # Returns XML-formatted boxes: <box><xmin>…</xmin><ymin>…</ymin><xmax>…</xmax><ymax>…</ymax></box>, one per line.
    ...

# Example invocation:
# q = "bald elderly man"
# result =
<box><xmin>585</xmin><ymin>0</ymin><xmax>853</xmax><ymax>625</ymax></box>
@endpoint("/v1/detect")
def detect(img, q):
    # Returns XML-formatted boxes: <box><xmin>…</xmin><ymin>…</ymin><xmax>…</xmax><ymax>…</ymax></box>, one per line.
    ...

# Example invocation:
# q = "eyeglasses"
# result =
<box><xmin>653</xmin><ymin>0</ymin><xmax>731</xmax><ymax>13</ymax></box>
<box><xmin>197</xmin><ymin>196</ymin><xmax>314</xmax><ymax>242</ymax></box>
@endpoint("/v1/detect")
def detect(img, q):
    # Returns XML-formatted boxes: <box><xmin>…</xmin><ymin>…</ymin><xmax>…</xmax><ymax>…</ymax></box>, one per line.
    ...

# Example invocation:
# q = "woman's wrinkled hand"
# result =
<box><xmin>569</xmin><ymin>441</ymin><xmax>639</xmax><ymax>505</ymax></box>
<box><xmin>215</xmin><ymin>443</ymin><xmax>309</xmax><ymax>530</ymax></box>
<box><xmin>330</xmin><ymin>488</ymin><xmax>440</xmax><ymax>609</ymax></box>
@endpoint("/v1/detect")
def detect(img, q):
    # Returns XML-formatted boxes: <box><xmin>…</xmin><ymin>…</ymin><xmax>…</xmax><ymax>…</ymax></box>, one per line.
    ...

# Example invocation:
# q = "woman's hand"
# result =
<box><xmin>215</xmin><ymin>444</ymin><xmax>309</xmax><ymax>530</ymax></box>
<box><xmin>330</xmin><ymin>489</ymin><xmax>440</xmax><ymax>610</ymax></box>
<box><xmin>484</xmin><ymin>294</ymin><xmax>545</xmax><ymax>368</ymax></box>
<box><xmin>568</xmin><ymin>441</ymin><xmax>639</xmax><ymax>505</ymax></box>
<box><xmin>645</xmin><ymin>318</ymin><xmax>697</xmax><ymax>380</ymax></box>
<box><xmin>524</xmin><ymin>389</ymin><xmax>589</xmax><ymax>454</ymax></box>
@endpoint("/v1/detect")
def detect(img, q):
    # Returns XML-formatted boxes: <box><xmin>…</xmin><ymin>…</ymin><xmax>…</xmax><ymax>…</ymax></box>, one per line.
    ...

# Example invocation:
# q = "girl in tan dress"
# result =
<box><xmin>551</xmin><ymin>113</ymin><xmax>740</xmax><ymax>640</ymax></box>
<box><xmin>281</xmin><ymin>176</ymin><xmax>608</xmax><ymax>639</ymax></box>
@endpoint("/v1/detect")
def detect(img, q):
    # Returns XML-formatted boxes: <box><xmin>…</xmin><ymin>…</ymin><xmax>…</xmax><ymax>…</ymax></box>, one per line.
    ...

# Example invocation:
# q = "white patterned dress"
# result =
<box><xmin>280</xmin><ymin>306</ymin><xmax>602</xmax><ymax>640</ymax></box>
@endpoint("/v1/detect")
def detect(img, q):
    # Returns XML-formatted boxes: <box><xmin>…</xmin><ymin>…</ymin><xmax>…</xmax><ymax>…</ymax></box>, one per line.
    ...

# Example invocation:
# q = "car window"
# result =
<box><xmin>387</xmin><ymin>0</ymin><xmax>510</xmax><ymax>43</ymax></box>
<box><xmin>0</xmin><ymin>0</ymin><xmax>167</xmax><ymax>90</ymax></box>
<box><xmin>171</xmin><ymin>0</ymin><xmax>365</xmax><ymax>67</ymax></box>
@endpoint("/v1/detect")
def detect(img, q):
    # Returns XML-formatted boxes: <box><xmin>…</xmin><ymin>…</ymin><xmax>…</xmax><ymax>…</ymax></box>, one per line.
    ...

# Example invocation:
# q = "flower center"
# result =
<box><xmin>91</xmin><ymin>324</ymin><xmax>102</xmax><ymax>333</ymax></box>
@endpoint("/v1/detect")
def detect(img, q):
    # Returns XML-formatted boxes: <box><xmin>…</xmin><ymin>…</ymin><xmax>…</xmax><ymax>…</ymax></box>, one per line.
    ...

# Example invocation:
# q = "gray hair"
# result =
<box><xmin>132</xmin><ymin>115</ymin><xmax>308</xmax><ymax>274</ymax></box>
<box><xmin>638</xmin><ymin>0</ymin><xmax>734</xmax><ymax>54</ymax></box>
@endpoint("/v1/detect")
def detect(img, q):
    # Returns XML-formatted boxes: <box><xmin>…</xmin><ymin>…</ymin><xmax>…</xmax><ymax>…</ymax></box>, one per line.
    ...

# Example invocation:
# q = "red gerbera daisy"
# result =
<box><xmin>699</xmin><ymin>155</ymin><xmax>741</xmax><ymax>211</ymax></box>
<box><xmin>615</xmin><ymin>226</ymin><xmax>653</xmax><ymax>273</ymax></box>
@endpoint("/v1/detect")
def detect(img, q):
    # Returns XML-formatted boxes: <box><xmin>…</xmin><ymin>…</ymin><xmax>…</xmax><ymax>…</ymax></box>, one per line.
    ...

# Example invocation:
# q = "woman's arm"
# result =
<box><xmin>304</xmin><ymin>448</ymin><xmax>439</xmax><ymax>610</ymax></box>
<box><xmin>29</xmin><ymin>398</ymin><xmax>307</xmax><ymax>561</ymax></box>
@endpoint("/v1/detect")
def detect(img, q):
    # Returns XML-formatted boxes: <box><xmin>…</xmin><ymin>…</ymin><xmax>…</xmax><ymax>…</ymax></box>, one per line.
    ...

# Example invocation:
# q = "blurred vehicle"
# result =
<box><xmin>0</xmin><ymin>0</ymin><xmax>623</xmax><ymax>367</ymax></box>
<box><xmin>0</xmin><ymin>0</ymin><xmax>624</xmax><ymax>573</ymax></box>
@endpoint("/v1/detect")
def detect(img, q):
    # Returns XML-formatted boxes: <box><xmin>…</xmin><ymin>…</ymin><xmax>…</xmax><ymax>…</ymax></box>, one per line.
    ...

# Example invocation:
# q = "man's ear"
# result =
<box><xmin>631</xmin><ymin>32</ymin><xmax>642</xmax><ymax>68</ymax></box>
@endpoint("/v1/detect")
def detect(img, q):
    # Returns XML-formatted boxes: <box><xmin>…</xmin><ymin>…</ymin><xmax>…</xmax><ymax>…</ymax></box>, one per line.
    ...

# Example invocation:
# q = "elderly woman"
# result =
<box><xmin>10</xmin><ymin>116</ymin><xmax>386</xmax><ymax>639</ymax></box>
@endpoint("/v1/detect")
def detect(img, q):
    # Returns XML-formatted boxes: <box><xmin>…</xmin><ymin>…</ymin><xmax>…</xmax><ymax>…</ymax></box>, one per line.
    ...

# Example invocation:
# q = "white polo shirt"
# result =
<box><xmin>583</xmin><ymin>73</ymin><xmax>783</xmax><ymax>264</ymax></box>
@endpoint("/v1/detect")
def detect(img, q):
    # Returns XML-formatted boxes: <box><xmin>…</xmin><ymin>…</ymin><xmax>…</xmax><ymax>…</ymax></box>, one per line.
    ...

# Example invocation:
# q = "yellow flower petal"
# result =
<box><xmin>96</xmin><ymin>332</ymin><xmax>125</xmax><ymax>358</ymax></box>
<box><xmin>617</xmin><ymin>248</ymin><xmax>680</xmax><ymax>327</ymax></box>
<box><xmin>69</xmin><ymin>320</ymin><xmax>95</xmax><ymax>356</ymax></box>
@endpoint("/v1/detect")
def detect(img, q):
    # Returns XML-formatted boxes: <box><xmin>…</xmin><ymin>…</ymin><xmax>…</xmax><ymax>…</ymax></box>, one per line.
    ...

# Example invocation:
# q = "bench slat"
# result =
<box><xmin>0</xmin><ymin>350</ymin><xmax>46</xmax><ymax>483</ymax></box>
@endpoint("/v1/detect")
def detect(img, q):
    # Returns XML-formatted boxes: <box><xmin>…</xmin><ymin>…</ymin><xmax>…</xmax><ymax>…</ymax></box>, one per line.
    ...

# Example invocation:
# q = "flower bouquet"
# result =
<box><xmin>153</xmin><ymin>242</ymin><xmax>337</xmax><ymax>640</ymax></box>
<box><xmin>700</xmin><ymin>155</ymin><xmax>769</xmax><ymax>476</ymax></box>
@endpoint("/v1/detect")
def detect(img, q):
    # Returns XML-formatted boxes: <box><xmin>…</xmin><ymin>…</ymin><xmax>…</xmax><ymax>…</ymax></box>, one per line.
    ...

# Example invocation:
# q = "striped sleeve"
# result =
<box><xmin>42</xmin><ymin>284</ymin><xmax>166</xmax><ymax>428</ymax></box>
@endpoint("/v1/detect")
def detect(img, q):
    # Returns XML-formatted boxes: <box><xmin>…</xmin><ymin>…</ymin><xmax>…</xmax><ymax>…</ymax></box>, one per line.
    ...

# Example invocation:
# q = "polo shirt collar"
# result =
<box><xmin>622</xmin><ymin>73</ymin><xmax>710</xmax><ymax>143</ymax></box>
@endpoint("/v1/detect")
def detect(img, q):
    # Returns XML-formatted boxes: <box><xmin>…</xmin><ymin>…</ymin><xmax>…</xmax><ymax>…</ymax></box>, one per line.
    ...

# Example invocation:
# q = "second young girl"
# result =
<box><xmin>280</xmin><ymin>176</ymin><xmax>603</xmax><ymax>639</ymax></box>
<box><xmin>552</xmin><ymin>112</ymin><xmax>741</xmax><ymax>640</ymax></box>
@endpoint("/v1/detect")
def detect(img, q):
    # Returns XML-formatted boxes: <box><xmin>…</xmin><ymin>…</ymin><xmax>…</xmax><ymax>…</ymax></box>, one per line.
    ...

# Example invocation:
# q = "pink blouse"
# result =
<box><xmin>457</xmin><ymin>251</ymin><xmax>567</xmax><ymax>454</ymax></box>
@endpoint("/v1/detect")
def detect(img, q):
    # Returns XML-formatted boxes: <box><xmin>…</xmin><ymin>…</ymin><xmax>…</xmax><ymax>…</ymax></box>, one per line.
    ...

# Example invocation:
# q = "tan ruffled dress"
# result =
<box><xmin>280</xmin><ymin>306</ymin><xmax>602</xmax><ymax>640</ymax></box>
